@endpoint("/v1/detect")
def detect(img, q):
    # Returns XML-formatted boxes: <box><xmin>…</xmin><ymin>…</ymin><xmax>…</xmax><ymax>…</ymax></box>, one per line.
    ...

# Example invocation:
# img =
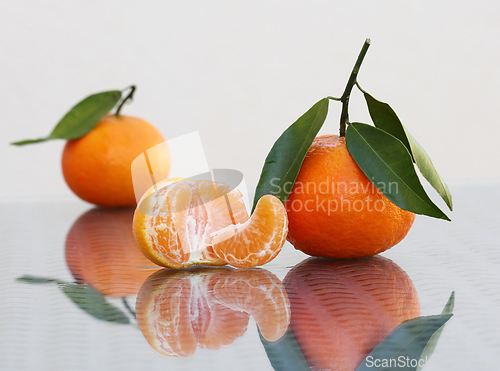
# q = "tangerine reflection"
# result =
<box><xmin>283</xmin><ymin>255</ymin><xmax>420</xmax><ymax>371</ymax></box>
<box><xmin>65</xmin><ymin>207</ymin><xmax>161</xmax><ymax>297</ymax></box>
<box><xmin>136</xmin><ymin>267</ymin><xmax>290</xmax><ymax>357</ymax></box>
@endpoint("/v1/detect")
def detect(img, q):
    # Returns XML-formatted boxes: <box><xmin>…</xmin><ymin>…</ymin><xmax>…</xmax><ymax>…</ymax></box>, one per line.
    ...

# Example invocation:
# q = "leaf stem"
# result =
<box><xmin>122</xmin><ymin>297</ymin><xmax>136</xmax><ymax>319</ymax></box>
<box><xmin>115</xmin><ymin>85</ymin><xmax>136</xmax><ymax>116</ymax></box>
<box><xmin>339</xmin><ymin>39</ymin><xmax>371</xmax><ymax>137</ymax></box>
<box><xmin>355</xmin><ymin>81</ymin><xmax>367</xmax><ymax>94</ymax></box>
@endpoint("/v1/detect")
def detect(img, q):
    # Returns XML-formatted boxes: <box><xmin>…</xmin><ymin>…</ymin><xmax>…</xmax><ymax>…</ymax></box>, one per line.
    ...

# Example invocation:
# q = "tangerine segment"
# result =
<box><xmin>213</xmin><ymin>268</ymin><xmax>290</xmax><ymax>341</ymax></box>
<box><xmin>133</xmin><ymin>178</ymin><xmax>249</xmax><ymax>269</ymax></box>
<box><xmin>211</xmin><ymin>195</ymin><xmax>288</xmax><ymax>268</ymax></box>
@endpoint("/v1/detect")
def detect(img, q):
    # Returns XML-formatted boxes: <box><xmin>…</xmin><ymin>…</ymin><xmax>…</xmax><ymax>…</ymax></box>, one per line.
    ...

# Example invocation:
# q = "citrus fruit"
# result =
<box><xmin>62</xmin><ymin>114</ymin><xmax>168</xmax><ymax>207</ymax></box>
<box><xmin>135</xmin><ymin>267</ymin><xmax>290</xmax><ymax>357</ymax></box>
<box><xmin>285</xmin><ymin>134</ymin><xmax>415</xmax><ymax>258</ymax></box>
<box><xmin>284</xmin><ymin>256</ymin><xmax>420</xmax><ymax>371</ymax></box>
<box><xmin>133</xmin><ymin>178</ymin><xmax>288</xmax><ymax>269</ymax></box>
<box><xmin>65</xmin><ymin>207</ymin><xmax>161</xmax><ymax>297</ymax></box>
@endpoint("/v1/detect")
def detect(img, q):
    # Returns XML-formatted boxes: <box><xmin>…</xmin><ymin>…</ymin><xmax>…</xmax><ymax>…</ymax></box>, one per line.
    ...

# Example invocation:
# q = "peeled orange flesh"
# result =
<box><xmin>133</xmin><ymin>178</ymin><xmax>288</xmax><ymax>269</ymax></box>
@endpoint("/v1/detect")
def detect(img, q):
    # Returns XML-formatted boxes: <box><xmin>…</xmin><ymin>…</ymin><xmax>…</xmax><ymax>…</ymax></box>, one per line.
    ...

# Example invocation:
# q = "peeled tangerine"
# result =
<box><xmin>133</xmin><ymin>178</ymin><xmax>288</xmax><ymax>269</ymax></box>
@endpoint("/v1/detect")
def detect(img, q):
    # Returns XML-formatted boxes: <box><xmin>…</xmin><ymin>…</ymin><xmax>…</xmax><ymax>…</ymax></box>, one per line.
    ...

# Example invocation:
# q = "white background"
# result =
<box><xmin>1</xmin><ymin>0</ymin><xmax>499</xmax><ymax>200</ymax></box>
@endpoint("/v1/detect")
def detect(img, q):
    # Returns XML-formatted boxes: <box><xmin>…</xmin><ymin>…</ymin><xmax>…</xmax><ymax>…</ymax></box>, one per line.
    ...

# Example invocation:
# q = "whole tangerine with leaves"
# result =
<box><xmin>62</xmin><ymin>114</ymin><xmax>168</xmax><ymax>207</ymax></box>
<box><xmin>285</xmin><ymin>134</ymin><xmax>415</xmax><ymax>258</ymax></box>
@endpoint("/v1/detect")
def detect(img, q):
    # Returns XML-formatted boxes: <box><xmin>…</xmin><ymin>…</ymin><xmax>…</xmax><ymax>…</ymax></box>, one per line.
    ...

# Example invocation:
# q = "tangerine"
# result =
<box><xmin>62</xmin><ymin>114</ymin><xmax>168</xmax><ymax>207</ymax></box>
<box><xmin>133</xmin><ymin>178</ymin><xmax>288</xmax><ymax>269</ymax></box>
<box><xmin>65</xmin><ymin>207</ymin><xmax>160</xmax><ymax>297</ymax></box>
<box><xmin>284</xmin><ymin>256</ymin><xmax>420</xmax><ymax>371</ymax></box>
<box><xmin>285</xmin><ymin>134</ymin><xmax>415</xmax><ymax>258</ymax></box>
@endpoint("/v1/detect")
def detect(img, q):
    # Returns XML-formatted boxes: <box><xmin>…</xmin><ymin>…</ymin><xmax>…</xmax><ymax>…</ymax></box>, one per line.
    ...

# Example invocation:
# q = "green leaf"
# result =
<box><xmin>252</xmin><ymin>98</ymin><xmax>329</xmax><ymax>212</ymax></box>
<box><xmin>363</xmin><ymin>92</ymin><xmax>453</xmax><ymax>211</ymax></box>
<box><xmin>60</xmin><ymin>283</ymin><xmax>130</xmax><ymax>324</ymax></box>
<box><xmin>346</xmin><ymin>123</ymin><xmax>450</xmax><ymax>220</ymax></box>
<box><xmin>17</xmin><ymin>275</ymin><xmax>62</xmax><ymax>284</ymax></box>
<box><xmin>416</xmin><ymin>292</ymin><xmax>455</xmax><ymax>371</ymax></box>
<box><xmin>11</xmin><ymin>90</ymin><xmax>122</xmax><ymax>145</ymax></box>
<box><xmin>259</xmin><ymin>327</ymin><xmax>310</xmax><ymax>371</ymax></box>
<box><xmin>441</xmin><ymin>291</ymin><xmax>455</xmax><ymax>315</ymax></box>
<box><xmin>356</xmin><ymin>293</ymin><xmax>454</xmax><ymax>371</ymax></box>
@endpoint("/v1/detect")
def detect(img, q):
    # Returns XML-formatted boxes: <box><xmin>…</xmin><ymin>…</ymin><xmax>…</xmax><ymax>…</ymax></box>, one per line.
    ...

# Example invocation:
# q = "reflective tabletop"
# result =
<box><xmin>1</xmin><ymin>181</ymin><xmax>499</xmax><ymax>371</ymax></box>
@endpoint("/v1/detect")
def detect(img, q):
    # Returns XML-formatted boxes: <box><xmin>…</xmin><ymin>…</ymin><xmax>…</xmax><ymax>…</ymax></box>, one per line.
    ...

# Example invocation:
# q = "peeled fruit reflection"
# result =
<box><xmin>133</xmin><ymin>178</ymin><xmax>288</xmax><ymax>269</ymax></box>
<box><xmin>283</xmin><ymin>256</ymin><xmax>420</xmax><ymax>371</ymax></box>
<box><xmin>136</xmin><ymin>267</ymin><xmax>290</xmax><ymax>357</ymax></box>
<box><xmin>65</xmin><ymin>207</ymin><xmax>161</xmax><ymax>297</ymax></box>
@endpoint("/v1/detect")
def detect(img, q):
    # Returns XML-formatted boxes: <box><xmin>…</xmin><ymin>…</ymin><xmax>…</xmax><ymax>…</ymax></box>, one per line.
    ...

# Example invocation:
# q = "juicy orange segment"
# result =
<box><xmin>133</xmin><ymin>178</ymin><xmax>249</xmax><ymax>269</ymax></box>
<box><xmin>211</xmin><ymin>195</ymin><xmax>288</xmax><ymax>268</ymax></box>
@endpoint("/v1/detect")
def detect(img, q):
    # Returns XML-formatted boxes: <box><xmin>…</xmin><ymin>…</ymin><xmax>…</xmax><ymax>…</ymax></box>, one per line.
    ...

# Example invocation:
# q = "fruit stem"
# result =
<box><xmin>115</xmin><ymin>85</ymin><xmax>136</xmax><ymax>116</ymax></box>
<box><xmin>339</xmin><ymin>39</ymin><xmax>371</xmax><ymax>137</ymax></box>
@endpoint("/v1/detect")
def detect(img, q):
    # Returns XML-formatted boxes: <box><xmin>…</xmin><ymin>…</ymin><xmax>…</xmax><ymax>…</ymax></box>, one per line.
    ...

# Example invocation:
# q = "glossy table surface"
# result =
<box><xmin>1</xmin><ymin>181</ymin><xmax>500</xmax><ymax>371</ymax></box>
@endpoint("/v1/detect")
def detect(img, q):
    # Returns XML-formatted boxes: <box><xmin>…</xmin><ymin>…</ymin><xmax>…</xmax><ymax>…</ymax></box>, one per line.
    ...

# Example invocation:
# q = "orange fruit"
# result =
<box><xmin>135</xmin><ymin>267</ymin><xmax>290</xmax><ymax>357</ymax></box>
<box><xmin>62</xmin><ymin>114</ymin><xmax>168</xmax><ymax>207</ymax></box>
<box><xmin>65</xmin><ymin>207</ymin><xmax>161</xmax><ymax>297</ymax></box>
<box><xmin>133</xmin><ymin>178</ymin><xmax>288</xmax><ymax>269</ymax></box>
<box><xmin>284</xmin><ymin>256</ymin><xmax>420</xmax><ymax>371</ymax></box>
<box><xmin>285</xmin><ymin>134</ymin><xmax>415</xmax><ymax>258</ymax></box>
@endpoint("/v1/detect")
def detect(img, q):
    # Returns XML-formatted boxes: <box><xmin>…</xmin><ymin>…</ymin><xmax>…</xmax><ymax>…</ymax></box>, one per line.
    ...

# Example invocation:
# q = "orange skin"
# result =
<box><xmin>62</xmin><ymin>115</ymin><xmax>167</xmax><ymax>207</ymax></box>
<box><xmin>284</xmin><ymin>256</ymin><xmax>420</xmax><ymax>371</ymax></box>
<box><xmin>65</xmin><ymin>207</ymin><xmax>161</xmax><ymax>297</ymax></box>
<box><xmin>135</xmin><ymin>267</ymin><xmax>290</xmax><ymax>357</ymax></box>
<box><xmin>285</xmin><ymin>135</ymin><xmax>415</xmax><ymax>258</ymax></box>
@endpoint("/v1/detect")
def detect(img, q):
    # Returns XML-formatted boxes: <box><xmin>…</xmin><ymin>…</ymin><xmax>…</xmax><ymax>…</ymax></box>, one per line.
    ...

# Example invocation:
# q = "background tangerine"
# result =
<box><xmin>62</xmin><ymin>114</ymin><xmax>168</xmax><ymax>207</ymax></box>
